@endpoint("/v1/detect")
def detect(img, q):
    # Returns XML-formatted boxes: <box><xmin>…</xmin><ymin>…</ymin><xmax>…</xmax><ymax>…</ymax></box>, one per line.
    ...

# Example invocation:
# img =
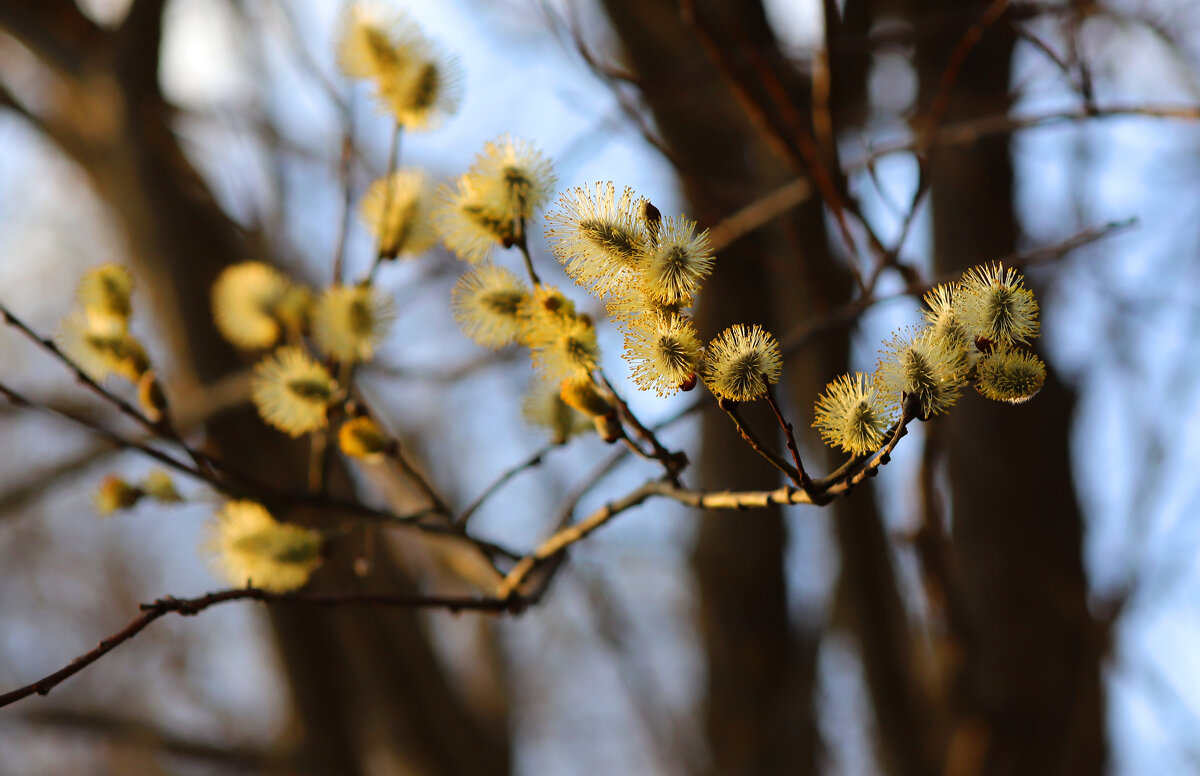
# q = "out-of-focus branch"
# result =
<box><xmin>0</xmin><ymin>587</ymin><xmax>526</xmax><ymax>709</ymax></box>
<box><xmin>0</xmin><ymin>0</ymin><xmax>104</xmax><ymax>77</ymax></box>
<box><xmin>780</xmin><ymin>217</ymin><xmax>1136</xmax><ymax>356</ymax></box>
<box><xmin>707</xmin><ymin>179</ymin><xmax>811</xmax><ymax>253</ymax></box>
<box><xmin>852</xmin><ymin>104</ymin><xmax>1200</xmax><ymax>169</ymax></box>
<box><xmin>9</xmin><ymin>708</ymin><xmax>287</xmax><ymax>772</ymax></box>
<box><xmin>457</xmin><ymin>444</ymin><xmax>554</xmax><ymax>529</ymax></box>
<box><xmin>0</xmin><ymin>377</ymin><xmax>521</xmax><ymax>562</ymax></box>
<box><xmin>871</xmin><ymin>0</ymin><xmax>1011</xmax><ymax>294</ymax></box>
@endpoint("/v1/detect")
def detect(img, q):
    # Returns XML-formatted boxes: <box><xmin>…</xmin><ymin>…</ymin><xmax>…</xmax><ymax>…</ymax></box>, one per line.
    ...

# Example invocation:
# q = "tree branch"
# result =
<box><xmin>0</xmin><ymin>587</ymin><xmax>525</xmax><ymax>710</ymax></box>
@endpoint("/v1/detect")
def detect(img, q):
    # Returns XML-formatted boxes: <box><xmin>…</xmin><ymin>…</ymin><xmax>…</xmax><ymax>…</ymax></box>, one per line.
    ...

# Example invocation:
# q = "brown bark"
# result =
<box><xmin>913</xmin><ymin>4</ymin><xmax>1106</xmax><ymax>774</ymax></box>
<box><xmin>596</xmin><ymin>2</ymin><xmax>820</xmax><ymax>773</ymax></box>
<box><xmin>598</xmin><ymin>2</ymin><xmax>926</xmax><ymax>774</ymax></box>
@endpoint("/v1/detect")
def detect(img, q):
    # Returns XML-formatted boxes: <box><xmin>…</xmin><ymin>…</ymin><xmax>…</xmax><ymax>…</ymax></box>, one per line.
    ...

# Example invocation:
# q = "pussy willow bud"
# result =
<box><xmin>141</xmin><ymin>470</ymin><xmax>181</xmax><ymax>503</ymax></box>
<box><xmin>137</xmin><ymin>371</ymin><xmax>168</xmax><ymax>423</ymax></box>
<box><xmin>339</xmin><ymin>416</ymin><xmax>390</xmax><ymax>460</ymax></box>
<box><xmin>559</xmin><ymin>377</ymin><xmax>613</xmax><ymax>418</ymax></box>
<box><xmin>593</xmin><ymin>412</ymin><xmax>623</xmax><ymax>444</ymax></box>
<box><xmin>95</xmin><ymin>475</ymin><xmax>142</xmax><ymax>516</ymax></box>
<box><xmin>642</xmin><ymin>200</ymin><xmax>662</xmax><ymax>245</ymax></box>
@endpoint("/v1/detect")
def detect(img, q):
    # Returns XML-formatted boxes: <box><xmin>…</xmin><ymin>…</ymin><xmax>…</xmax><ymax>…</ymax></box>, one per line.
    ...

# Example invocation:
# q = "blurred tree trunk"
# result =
<box><xmin>912</xmin><ymin>4</ymin><xmax>1106</xmax><ymax>774</ymax></box>
<box><xmin>599</xmin><ymin>2</ymin><xmax>927</xmax><ymax>774</ymax></box>
<box><xmin>0</xmin><ymin>1</ymin><xmax>509</xmax><ymax>774</ymax></box>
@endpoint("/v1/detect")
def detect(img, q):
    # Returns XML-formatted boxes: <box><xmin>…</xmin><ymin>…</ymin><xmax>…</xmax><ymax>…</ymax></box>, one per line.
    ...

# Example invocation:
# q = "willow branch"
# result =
<box><xmin>330</xmin><ymin>126</ymin><xmax>356</xmax><ymax>286</ymax></box>
<box><xmin>457</xmin><ymin>443</ymin><xmax>554</xmax><ymax>529</ymax></box>
<box><xmin>498</xmin><ymin>400</ymin><xmax>917</xmax><ymax>601</ymax></box>
<box><xmin>0</xmin><ymin>378</ymin><xmax>519</xmax><ymax>560</ymax></box>
<box><xmin>779</xmin><ymin>217</ymin><xmax>1136</xmax><ymax>357</ymax></box>
<box><xmin>871</xmin><ymin>0</ymin><xmax>1011</xmax><ymax>292</ymax></box>
<box><xmin>366</xmin><ymin>123</ymin><xmax>403</xmax><ymax>283</ymax></box>
<box><xmin>0</xmin><ymin>587</ymin><xmax>524</xmax><ymax>709</ymax></box>
<box><xmin>513</xmin><ymin>222</ymin><xmax>543</xmax><ymax>286</ymax></box>
<box><xmin>678</xmin><ymin>0</ymin><xmax>866</xmax><ymax>290</ymax></box>
<box><xmin>763</xmin><ymin>381</ymin><xmax>816</xmax><ymax>495</ymax></box>
<box><xmin>0</xmin><ymin>380</ymin><xmax>206</xmax><ymax>483</ymax></box>
<box><xmin>850</xmin><ymin>104</ymin><xmax>1200</xmax><ymax>171</ymax></box>
<box><xmin>0</xmin><ymin>302</ymin><xmax>218</xmax><ymax>477</ymax></box>
<box><xmin>707</xmin><ymin>179</ymin><xmax>812</xmax><ymax>253</ymax></box>
<box><xmin>717</xmin><ymin>397</ymin><xmax>801</xmax><ymax>484</ymax></box>
<box><xmin>598</xmin><ymin>370</ymin><xmax>688</xmax><ymax>479</ymax></box>
<box><xmin>498</xmin><ymin>480</ymin><xmax>661</xmax><ymax>598</ymax></box>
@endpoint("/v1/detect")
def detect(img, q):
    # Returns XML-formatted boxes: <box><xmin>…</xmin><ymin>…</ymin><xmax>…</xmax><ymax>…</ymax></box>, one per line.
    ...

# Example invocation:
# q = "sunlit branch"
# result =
<box><xmin>512</xmin><ymin>218</ymin><xmax>543</xmax><ymax>286</ymax></box>
<box><xmin>498</xmin><ymin>479</ymin><xmax>661</xmax><ymax>598</ymax></box>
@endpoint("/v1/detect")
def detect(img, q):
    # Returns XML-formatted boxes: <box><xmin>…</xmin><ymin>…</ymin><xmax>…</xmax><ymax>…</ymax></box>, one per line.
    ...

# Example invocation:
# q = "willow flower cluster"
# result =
<box><xmin>336</xmin><ymin>2</ymin><xmax>462</xmax><ymax>131</ymax></box>
<box><xmin>204</xmin><ymin>501</ymin><xmax>324</xmax><ymax>592</ymax></box>
<box><xmin>94</xmin><ymin>470</ymin><xmax>182</xmax><ymax>517</ymax></box>
<box><xmin>813</xmin><ymin>263</ymin><xmax>1046</xmax><ymax>454</ymax></box>
<box><xmin>435</xmin><ymin>134</ymin><xmax>557</xmax><ymax>263</ymax></box>
<box><xmin>47</xmin><ymin>0</ymin><xmax>1061</xmax><ymax>618</ymax></box>
<box><xmin>58</xmin><ymin>264</ymin><xmax>147</xmax><ymax>383</ymax></box>
<box><xmin>545</xmin><ymin>185</ymin><xmax>719</xmax><ymax>399</ymax></box>
<box><xmin>159</xmin><ymin>0</ymin><xmax>469</xmax><ymax>593</ymax></box>
<box><xmin>436</xmin><ymin>136</ymin><xmax>620</xmax><ymax>441</ymax></box>
<box><xmin>56</xmin><ymin>263</ymin><xmax>177</xmax><ymax>422</ymax></box>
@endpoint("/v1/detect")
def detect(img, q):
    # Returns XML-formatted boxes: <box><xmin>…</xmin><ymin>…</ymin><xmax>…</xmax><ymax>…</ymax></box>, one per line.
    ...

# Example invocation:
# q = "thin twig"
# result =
<box><xmin>779</xmin><ymin>217</ymin><xmax>1137</xmax><ymax>356</ymax></box>
<box><xmin>0</xmin><ymin>381</ymin><xmax>207</xmax><ymax>484</ymax></box>
<box><xmin>366</xmin><ymin>123</ymin><xmax>403</xmax><ymax>283</ymax></box>
<box><xmin>871</xmin><ymin>0</ymin><xmax>1011</xmax><ymax>293</ymax></box>
<box><xmin>849</xmin><ymin>104</ymin><xmax>1200</xmax><ymax>171</ymax></box>
<box><xmin>513</xmin><ymin>219</ymin><xmax>543</xmax><ymax>286</ymax></box>
<box><xmin>707</xmin><ymin>179</ymin><xmax>812</xmax><ymax>253</ymax></box>
<box><xmin>553</xmin><ymin>447</ymin><xmax>630</xmax><ymax>531</ymax></box>
<box><xmin>0</xmin><ymin>378</ymin><xmax>520</xmax><ymax>560</ymax></box>
<box><xmin>545</xmin><ymin>0</ymin><xmax>682</xmax><ymax>168</ymax></box>
<box><xmin>307</xmin><ymin>426</ymin><xmax>330</xmax><ymax>494</ymax></box>
<box><xmin>0</xmin><ymin>587</ymin><xmax>525</xmax><ymax>709</ymax></box>
<box><xmin>457</xmin><ymin>443</ymin><xmax>554</xmax><ymax>529</ymax></box>
<box><xmin>717</xmin><ymin>397</ymin><xmax>801</xmax><ymax>484</ymax></box>
<box><xmin>498</xmin><ymin>479</ymin><xmax>661</xmax><ymax>598</ymax></box>
<box><xmin>384</xmin><ymin>440</ymin><xmax>452</xmax><ymax>517</ymax></box>
<box><xmin>271</xmin><ymin>0</ymin><xmax>351</xmax><ymax>118</ymax></box>
<box><xmin>597</xmin><ymin>371</ymin><xmax>687</xmax><ymax>480</ymax></box>
<box><xmin>331</xmin><ymin>120</ymin><xmax>356</xmax><ymax>285</ymax></box>
<box><xmin>658</xmin><ymin>398</ymin><xmax>918</xmax><ymax>509</ymax></box>
<box><xmin>346</xmin><ymin>388</ymin><xmax>455</xmax><ymax>518</ymax></box>
<box><xmin>0</xmin><ymin>303</ymin><xmax>218</xmax><ymax>478</ymax></box>
<box><xmin>724</xmin><ymin>8</ymin><xmax>881</xmax><ymax>283</ymax></box>
<box><xmin>763</xmin><ymin>381</ymin><xmax>816</xmax><ymax>495</ymax></box>
<box><xmin>677</xmin><ymin>0</ymin><xmax>871</xmax><ymax>291</ymax></box>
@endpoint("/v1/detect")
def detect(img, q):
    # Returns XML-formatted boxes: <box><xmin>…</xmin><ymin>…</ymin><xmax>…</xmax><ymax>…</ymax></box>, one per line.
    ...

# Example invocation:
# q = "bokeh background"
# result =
<box><xmin>2</xmin><ymin>0</ymin><xmax>1200</xmax><ymax>773</ymax></box>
